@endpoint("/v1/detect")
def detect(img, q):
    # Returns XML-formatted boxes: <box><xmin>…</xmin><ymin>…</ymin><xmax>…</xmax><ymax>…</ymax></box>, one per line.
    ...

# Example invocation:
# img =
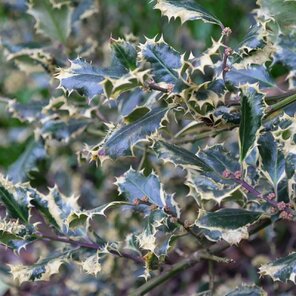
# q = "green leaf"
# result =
<box><xmin>9</xmin><ymin>249</ymin><xmax>73</xmax><ymax>284</ymax></box>
<box><xmin>0</xmin><ymin>176</ymin><xmax>30</xmax><ymax>224</ymax></box>
<box><xmin>255</xmin><ymin>0</ymin><xmax>296</xmax><ymax>35</ymax></box>
<box><xmin>258</xmin><ymin>132</ymin><xmax>285</xmax><ymax>191</ymax></box>
<box><xmin>116</xmin><ymin>168</ymin><xmax>180</xmax><ymax>216</ymax></box>
<box><xmin>259</xmin><ymin>252</ymin><xmax>296</xmax><ymax>283</ymax></box>
<box><xmin>56</xmin><ymin>58</ymin><xmax>123</xmax><ymax>100</ymax></box>
<box><xmin>225</xmin><ymin>66</ymin><xmax>274</xmax><ymax>89</ymax></box>
<box><xmin>8</xmin><ymin>141</ymin><xmax>47</xmax><ymax>183</ymax></box>
<box><xmin>239</xmin><ymin>87</ymin><xmax>264</xmax><ymax>162</ymax></box>
<box><xmin>195</xmin><ymin>208</ymin><xmax>263</xmax><ymax>245</ymax></box>
<box><xmin>237</xmin><ymin>24</ymin><xmax>267</xmax><ymax>53</ymax></box>
<box><xmin>28</xmin><ymin>0</ymin><xmax>73</xmax><ymax>44</ymax></box>
<box><xmin>111</xmin><ymin>38</ymin><xmax>137</xmax><ymax>71</ymax></box>
<box><xmin>0</xmin><ymin>221</ymin><xmax>36</xmax><ymax>252</ymax></box>
<box><xmin>153</xmin><ymin>0</ymin><xmax>223</xmax><ymax>27</ymax></box>
<box><xmin>66</xmin><ymin>201</ymin><xmax>131</xmax><ymax>228</ymax></box>
<box><xmin>40</xmin><ymin>118</ymin><xmax>90</xmax><ymax>142</ymax></box>
<box><xmin>101</xmin><ymin>107</ymin><xmax>169</xmax><ymax>159</ymax></box>
<box><xmin>225</xmin><ymin>284</ymin><xmax>267</xmax><ymax>296</ymax></box>
<box><xmin>139</xmin><ymin>37</ymin><xmax>182</xmax><ymax>84</ymax></box>
<box><xmin>153</xmin><ymin>140</ymin><xmax>212</xmax><ymax>172</ymax></box>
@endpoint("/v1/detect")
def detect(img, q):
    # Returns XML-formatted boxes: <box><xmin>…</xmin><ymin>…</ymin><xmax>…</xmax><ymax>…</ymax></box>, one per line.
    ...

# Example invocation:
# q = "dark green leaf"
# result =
<box><xmin>239</xmin><ymin>87</ymin><xmax>264</xmax><ymax>162</ymax></box>
<box><xmin>258</xmin><ymin>132</ymin><xmax>285</xmax><ymax>190</ymax></box>
<box><xmin>102</xmin><ymin>107</ymin><xmax>169</xmax><ymax>159</ymax></box>
<box><xmin>154</xmin><ymin>140</ymin><xmax>212</xmax><ymax>172</ymax></box>
<box><xmin>225</xmin><ymin>66</ymin><xmax>274</xmax><ymax>89</ymax></box>
<box><xmin>196</xmin><ymin>208</ymin><xmax>263</xmax><ymax>244</ymax></box>
<box><xmin>8</xmin><ymin>141</ymin><xmax>47</xmax><ymax>183</ymax></box>
<box><xmin>259</xmin><ymin>252</ymin><xmax>296</xmax><ymax>283</ymax></box>
<box><xmin>140</xmin><ymin>38</ymin><xmax>181</xmax><ymax>84</ymax></box>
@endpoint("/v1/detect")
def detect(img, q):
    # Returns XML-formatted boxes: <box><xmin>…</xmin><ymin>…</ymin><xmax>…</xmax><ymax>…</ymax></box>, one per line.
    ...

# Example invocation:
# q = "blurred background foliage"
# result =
<box><xmin>1</xmin><ymin>1</ymin><xmax>295</xmax><ymax>295</ymax></box>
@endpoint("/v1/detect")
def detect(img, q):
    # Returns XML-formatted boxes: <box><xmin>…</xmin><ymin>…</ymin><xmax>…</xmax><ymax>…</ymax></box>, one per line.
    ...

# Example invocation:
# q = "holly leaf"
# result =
<box><xmin>0</xmin><ymin>176</ymin><xmax>30</xmax><ymax>224</ymax></box>
<box><xmin>0</xmin><ymin>221</ymin><xmax>36</xmax><ymax>252</ymax></box>
<box><xmin>239</xmin><ymin>87</ymin><xmax>264</xmax><ymax>162</ymax></box>
<box><xmin>258</xmin><ymin>132</ymin><xmax>285</xmax><ymax>192</ymax></box>
<box><xmin>9</xmin><ymin>249</ymin><xmax>74</xmax><ymax>284</ymax></box>
<box><xmin>153</xmin><ymin>0</ymin><xmax>223</xmax><ymax>27</ymax></box>
<box><xmin>71</xmin><ymin>0</ymin><xmax>99</xmax><ymax>24</ymax></box>
<box><xmin>195</xmin><ymin>208</ymin><xmax>263</xmax><ymax>245</ymax></box>
<box><xmin>28</xmin><ymin>0</ymin><xmax>73</xmax><ymax>44</ymax></box>
<box><xmin>8</xmin><ymin>141</ymin><xmax>47</xmax><ymax>183</ymax></box>
<box><xmin>100</xmin><ymin>107</ymin><xmax>169</xmax><ymax>159</ymax></box>
<box><xmin>226</xmin><ymin>284</ymin><xmax>267</xmax><ymax>296</ymax></box>
<box><xmin>116</xmin><ymin>168</ymin><xmax>180</xmax><ymax>217</ymax></box>
<box><xmin>225</xmin><ymin>66</ymin><xmax>274</xmax><ymax>89</ymax></box>
<box><xmin>153</xmin><ymin>140</ymin><xmax>212</xmax><ymax>172</ymax></box>
<box><xmin>67</xmin><ymin>201</ymin><xmax>131</xmax><ymax>228</ymax></box>
<box><xmin>139</xmin><ymin>37</ymin><xmax>182</xmax><ymax>85</ymax></box>
<box><xmin>259</xmin><ymin>252</ymin><xmax>296</xmax><ymax>283</ymax></box>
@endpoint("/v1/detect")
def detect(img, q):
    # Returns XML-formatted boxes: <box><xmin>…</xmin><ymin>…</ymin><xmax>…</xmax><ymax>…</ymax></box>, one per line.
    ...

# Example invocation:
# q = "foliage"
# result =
<box><xmin>0</xmin><ymin>0</ymin><xmax>296</xmax><ymax>295</ymax></box>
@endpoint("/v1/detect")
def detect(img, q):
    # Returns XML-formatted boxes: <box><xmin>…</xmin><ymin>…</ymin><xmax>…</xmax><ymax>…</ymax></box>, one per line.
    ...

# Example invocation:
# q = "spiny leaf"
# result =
<box><xmin>139</xmin><ymin>37</ymin><xmax>182</xmax><ymax>84</ymax></box>
<box><xmin>79</xmin><ymin>251</ymin><xmax>104</xmax><ymax>276</ymax></box>
<box><xmin>116</xmin><ymin>168</ymin><xmax>180</xmax><ymax>217</ymax></box>
<box><xmin>225</xmin><ymin>284</ymin><xmax>267</xmax><ymax>296</ymax></box>
<box><xmin>195</xmin><ymin>208</ymin><xmax>263</xmax><ymax>245</ymax></box>
<box><xmin>236</xmin><ymin>24</ymin><xmax>267</xmax><ymax>53</ymax></box>
<box><xmin>153</xmin><ymin>140</ymin><xmax>212</xmax><ymax>172</ymax></box>
<box><xmin>111</xmin><ymin>38</ymin><xmax>137</xmax><ymax>71</ymax></box>
<box><xmin>153</xmin><ymin>0</ymin><xmax>223</xmax><ymax>27</ymax></box>
<box><xmin>225</xmin><ymin>65</ymin><xmax>274</xmax><ymax>89</ymax></box>
<box><xmin>101</xmin><ymin>107</ymin><xmax>169</xmax><ymax>159</ymax></box>
<box><xmin>31</xmin><ymin>186</ymin><xmax>80</xmax><ymax>236</ymax></box>
<box><xmin>259</xmin><ymin>252</ymin><xmax>296</xmax><ymax>283</ymax></box>
<box><xmin>239</xmin><ymin>87</ymin><xmax>264</xmax><ymax>162</ymax></box>
<box><xmin>258</xmin><ymin>132</ymin><xmax>285</xmax><ymax>191</ymax></box>
<box><xmin>255</xmin><ymin>0</ymin><xmax>296</xmax><ymax>35</ymax></box>
<box><xmin>28</xmin><ymin>0</ymin><xmax>73</xmax><ymax>44</ymax></box>
<box><xmin>67</xmin><ymin>201</ymin><xmax>131</xmax><ymax>228</ymax></box>
<box><xmin>0</xmin><ymin>176</ymin><xmax>30</xmax><ymax>224</ymax></box>
<box><xmin>9</xmin><ymin>249</ymin><xmax>74</xmax><ymax>284</ymax></box>
<box><xmin>0</xmin><ymin>221</ymin><xmax>36</xmax><ymax>251</ymax></box>
<box><xmin>56</xmin><ymin>58</ymin><xmax>124</xmax><ymax>100</ymax></box>
<box><xmin>8</xmin><ymin>140</ymin><xmax>47</xmax><ymax>183</ymax></box>
<box><xmin>39</xmin><ymin>118</ymin><xmax>90</xmax><ymax>142</ymax></box>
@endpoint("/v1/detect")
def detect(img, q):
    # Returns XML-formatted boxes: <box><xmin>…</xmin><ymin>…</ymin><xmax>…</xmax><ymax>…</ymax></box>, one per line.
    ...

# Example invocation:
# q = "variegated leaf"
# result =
<box><xmin>225</xmin><ymin>66</ymin><xmax>274</xmax><ymax>89</ymax></box>
<box><xmin>0</xmin><ymin>176</ymin><xmax>30</xmax><ymax>223</ymax></box>
<box><xmin>8</xmin><ymin>141</ymin><xmax>47</xmax><ymax>183</ymax></box>
<box><xmin>195</xmin><ymin>208</ymin><xmax>263</xmax><ymax>245</ymax></box>
<box><xmin>225</xmin><ymin>284</ymin><xmax>267</xmax><ymax>296</ymax></box>
<box><xmin>255</xmin><ymin>0</ymin><xmax>296</xmax><ymax>35</ymax></box>
<box><xmin>153</xmin><ymin>140</ymin><xmax>212</xmax><ymax>172</ymax></box>
<box><xmin>259</xmin><ymin>252</ymin><xmax>296</xmax><ymax>283</ymax></box>
<box><xmin>28</xmin><ymin>0</ymin><xmax>73</xmax><ymax>43</ymax></box>
<box><xmin>39</xmin><ymin>118</ymin><xmax>90</xmax><ymax>142</ymax></box>
<box><xmin>139</xmin><ymin>37</ymin><xmax>182</xmax><ymax>85</ymax></box>
<box><xmin>79</xmin><ymin>251</ymin><xmax>104</xmax><ymax>276</ymax></box>
<box><xmin>239</xmin><ymin>87</ymin><xmax>264</xmax><ymax>162</ymax></box>
<box><xmin>71</xmin><ymin>0</ymin><xmax>99</xmax><ymax>24</ymax></box>
<box><xmin>153</xmin><ymin>0</ymin><xmax>223</xmax><ymax>27</ymax></box>
<box><xmin>67</xmin><ymin>201</ymin><xmax>131</xmax><ymax>228</ymax></box>
<box><xmin>116</xmin><ymin>168</ymin><xmax>180</xmax><ymax>217</ymax></box>
<box><xmin>100</xmin><ymin>107</ymin><xmax>169</xmax><ymax>159</ymax></box>
<box><xmin>258</xmin><ymin>132</ymin><xmax>285</xmax><ymax>192</ymax></box>
<box><xmin>9</xmin><ymin>249</ymin><xmax>73</xmax><ymax>284</ymax></box>
<box><xmin>0</xmin><ymin>220</ymin><xmax>36</xmax><ymax>252</ymax></box>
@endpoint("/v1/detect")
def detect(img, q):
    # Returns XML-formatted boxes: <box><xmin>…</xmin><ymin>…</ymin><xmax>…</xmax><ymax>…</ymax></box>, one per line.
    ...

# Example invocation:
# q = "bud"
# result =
<box><xmin>234</xmin><ymin>171</ymin><xmax>242</xmax><ymax>179</ymax></box>
<box><xmin>222</xmin><ymin>27</ymin><xmax>232</xmax><ymax>37</ymax></box>
<box><xmin>150</xmin><ymin>204</ymin><xmax>158</xmax><ymax>211</ymax></box>
<box><xmin>225</xmin><ymin>47</ymin><xmax>233</xmax><ymax>56</ymax></box>
<box><xmin>133</xmin><ymin>198</ymin><xmax>140</xmax><ymax>206</ymax></box>
<box><xmin>277</xmin><ymin>202</ymin><xmax>287</xmax><ymax>211</ymax></box>
<box><xmin>142</xmin><ymin>196</ymin><xmax>149</xmax><ymax>203</ymax></box>
<box><xmin>223</xmin><ymin>170</ymin><xmax>231</xmax><ymax>178</ymax></box>
<box><xmin>267</xmin><ymin>193</ymin><xmax>276</xmax><ymax>200</ymax></box>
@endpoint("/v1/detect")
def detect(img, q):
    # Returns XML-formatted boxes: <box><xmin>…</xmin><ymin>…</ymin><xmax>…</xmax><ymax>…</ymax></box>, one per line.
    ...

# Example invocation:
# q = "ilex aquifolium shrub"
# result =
<box><xmin>0</xmin><ymin>0</ymin><xmax>296</xmax><ymax>295</ymax></box>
